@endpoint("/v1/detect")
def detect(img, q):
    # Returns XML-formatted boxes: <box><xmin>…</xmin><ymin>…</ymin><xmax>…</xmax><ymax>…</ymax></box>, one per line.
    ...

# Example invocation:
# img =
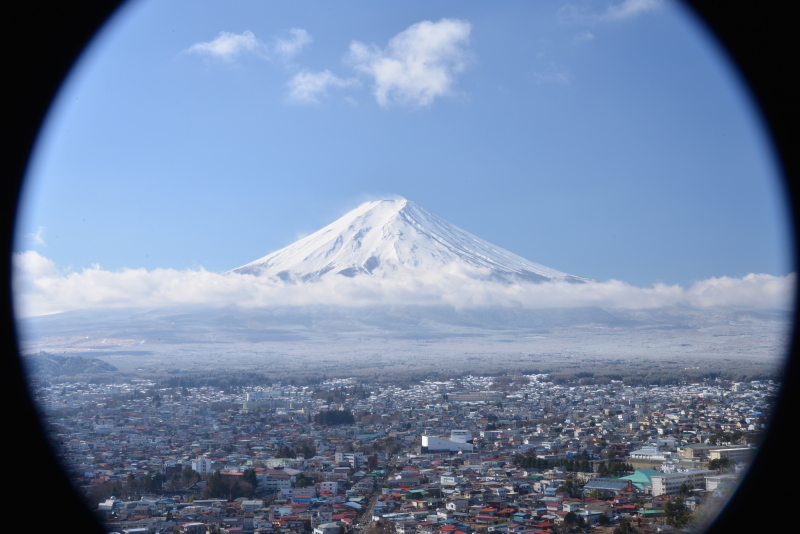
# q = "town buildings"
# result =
<box><xmin>32</xmin><ymin>374</ymin><xmax>772</xmax><ymax>533</ymax></box>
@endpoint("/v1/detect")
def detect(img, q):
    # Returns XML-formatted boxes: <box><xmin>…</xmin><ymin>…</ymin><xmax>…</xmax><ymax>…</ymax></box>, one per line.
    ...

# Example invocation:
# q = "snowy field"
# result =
<box><xmin>17</xmin><ymin>305</ymin><xmax>791</xmax><ymax>380</ymax></box>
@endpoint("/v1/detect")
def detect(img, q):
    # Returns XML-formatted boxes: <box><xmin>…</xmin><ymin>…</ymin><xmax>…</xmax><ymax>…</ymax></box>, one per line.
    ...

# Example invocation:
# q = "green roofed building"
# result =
<box><xmin>620</xmin><ymin>469</ymin><xmax>663</xmax><ymax>494</ymax></box>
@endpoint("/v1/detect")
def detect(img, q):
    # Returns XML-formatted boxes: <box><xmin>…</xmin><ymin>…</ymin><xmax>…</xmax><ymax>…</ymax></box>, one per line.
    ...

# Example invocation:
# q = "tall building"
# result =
<box><xmin>191</xmin><ymin>456</ymin><xmax>213</xmax><ymax>476</ymax></box>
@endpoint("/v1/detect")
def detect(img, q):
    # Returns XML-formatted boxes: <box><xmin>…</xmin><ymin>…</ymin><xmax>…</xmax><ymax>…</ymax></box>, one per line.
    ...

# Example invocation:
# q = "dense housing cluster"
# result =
<box><xmin>35</xmin><ymin>374</ymin><xmax>775</xmax><ymax>534</ymax></box>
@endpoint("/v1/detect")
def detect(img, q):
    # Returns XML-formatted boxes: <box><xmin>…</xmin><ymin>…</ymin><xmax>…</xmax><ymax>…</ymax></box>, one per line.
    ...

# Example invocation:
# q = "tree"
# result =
<box><xmin>597</xmin><ymin>514</ymin><xmax>610</xmax><ymax>526</ymax></box>
<box><xmin>295</xmin><ymin>474</ymin><xmax>313</xmax><ymax>488</ymax></box>
<box><xmin>144</xmin><ymin>471</ymin><xmax>165</xmax><ymax>494</ymax></box>
<box><xmin>203</xmin><ymin>470</ymin><xmax>224</xmax><ymax>499</ymax></box>
<box><xmin>708</xmin><ymin>457</ymin><xmax>733</xmax><ymax>473</ymax></box>
<box><xmin>664</xmin><ymin>497</ymin><xmax>690</xmax><ymax>528</ymax></box>
<box><xmin>563</xmin><ymin>511</ymin><xmax>578</xmax><ymax>529</ymax></box>
<box><xmin>613</xmin><ymin>518</ymin><xmax>635</xmax><ymax>534</ymax></box>
<box><xmin>557</xmin><ymin>480</ymin><xmax>577</xmax><ymax>497</ymax></box>
<box><xmin>314</xmin><ymin>409</ymin><xmax>355</xmax><ymax>426</ymax></box>
<box><xmin>182</xmin><ymin>465</ymin><xmax>200</xmax><ymax>485</ymax></box>
<box><xmin>588</xmin><ymin>489</ymin><xmax>607</xmax><ymax>499</ymax></box>
<box><xmin>242</xmin><ymin>468</ymin><xmax>258</xmax><ymax>490</ymax></box>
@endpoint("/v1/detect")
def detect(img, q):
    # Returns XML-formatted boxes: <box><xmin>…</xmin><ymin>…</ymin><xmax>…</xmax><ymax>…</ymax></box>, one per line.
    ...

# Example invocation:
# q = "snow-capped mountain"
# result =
<box><xmin>231</xmin><ymin>198</ymin><xmax>587</xmax><ymax>283</ymax></box>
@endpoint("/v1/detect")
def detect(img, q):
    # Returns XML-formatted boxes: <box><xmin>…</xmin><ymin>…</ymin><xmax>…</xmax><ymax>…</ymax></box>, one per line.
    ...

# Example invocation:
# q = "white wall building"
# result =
<box><xmin>319</xmin><ymin>481</ymin><xmax>339</xmax><ymax>494</ymax></box>
<box><xmin>651</xmin><ymin>469</ymin><xmax>715</xmax><ymax>496</ymax></box>
<box><xmin>421</xmin><ymin>435</ymin><xmax>473</xmax><ymax>453</ymax></box>
<box><xmin>709</xmin><ymin>447</ymin><xmax>755</xmax><ymax>463</ymax></box>
<box><xmin>450</xmin><ymin>430</ymin><xmax>472</xmax><ymax>443</ymax></box>
<box><xmin>335</xmin><ymin>452</ymin><xmax>365</xmax><ymax>468</ymax></box>
<box><xmin>191</xmin><ymin>456</ymin><xmax>213</xmax><ymax>476</ymax></box>
<box><xmin>313</xmin><ymin>523</ymin><xmax>341</xmax><ymax>534</ymax></box>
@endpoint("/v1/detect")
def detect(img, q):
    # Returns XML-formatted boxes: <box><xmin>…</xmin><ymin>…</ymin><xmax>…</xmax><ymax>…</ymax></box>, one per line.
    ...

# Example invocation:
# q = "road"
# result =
<box><xmin>353</xmin><ymin>455</ymin><xmax>399</xmax><ymax>532</ymax></box>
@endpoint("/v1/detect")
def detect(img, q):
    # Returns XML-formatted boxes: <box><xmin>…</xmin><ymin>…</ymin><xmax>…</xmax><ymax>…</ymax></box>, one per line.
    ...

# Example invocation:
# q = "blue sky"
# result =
<box><xmin>14</xmin><ymin>0</ymin><xmax>792</xmax><ymax>298</ymax></box>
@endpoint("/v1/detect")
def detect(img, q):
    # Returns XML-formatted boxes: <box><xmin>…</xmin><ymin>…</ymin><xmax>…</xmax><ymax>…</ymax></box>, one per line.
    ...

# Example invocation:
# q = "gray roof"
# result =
<box><xmin>582</xmin><ymin>478</ymin><xmax>631</xmax><ymax>491</ymax></box>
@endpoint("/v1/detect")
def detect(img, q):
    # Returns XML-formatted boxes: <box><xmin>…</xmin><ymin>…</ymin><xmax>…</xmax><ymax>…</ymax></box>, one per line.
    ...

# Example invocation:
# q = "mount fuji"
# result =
<box><xmin>231</xmin><ymin>198</ymin><xmax>588</xmax><ymax>284</ymax></box>
<box><xmin>18</xmin><ymin>198</ymin><xmax>789</xmax><ymax>378</ymax></box>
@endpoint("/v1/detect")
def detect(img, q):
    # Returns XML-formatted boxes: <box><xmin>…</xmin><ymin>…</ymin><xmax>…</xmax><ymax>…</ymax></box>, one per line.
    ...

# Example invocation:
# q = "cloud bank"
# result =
<box><xmin>13</xmin><ymin>251</ymin><xmax>795</xmax><ymax>318</ymax></box>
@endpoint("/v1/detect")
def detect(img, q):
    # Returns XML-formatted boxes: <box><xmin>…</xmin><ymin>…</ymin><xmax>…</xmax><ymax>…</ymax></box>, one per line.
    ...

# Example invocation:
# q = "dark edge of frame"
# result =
<box><xmin>3</xmin><ymin>1</ymin><xmax>797</xmax><ymax>532</ymax></box>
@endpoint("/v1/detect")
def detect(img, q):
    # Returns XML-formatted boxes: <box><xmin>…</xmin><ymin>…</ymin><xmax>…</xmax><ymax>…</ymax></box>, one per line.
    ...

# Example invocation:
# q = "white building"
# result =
<box><xmin>629</xmin><ymin>446</ymin><xmax>670</xmax><ymax>461</ymax></box>
<box><xmin>191</xmin><ymin>456</ymin><xmax>213</xmax><ymax>476</ymax></box>
<box><xmin>335</xmin><ymin>451</ymin><xmax>365</xmax><ymax>468</ymax></box>
<box><xmin>421</xmin><ymin>435</ymin><xmax>473</xmax><ymax>453</ymax></box>
<box><xmin>440</xmin><ymin>475</ymin><xmax>464</xmax><ymax>485</ymax></box>
<box><xmin>319</xmin><ymin>481</ymin><xmax>339</xmax><ymax>495</ymax></box>
<box><xmin>651</xmin><ymin>469</ymin><xmax>715</xmax><ymax>496</ymax></box>
<box><xmin>313</xmin><ymin>523</ymin><xmax>341</xmax><ymax>534</ymax></box>
<box><xmin>705</xmin><ymin>474</ymin><xmax>739</xmax><ymax>491</ymax></box>
<box><xmin>708</xmin><ymin>447</ymin><xmax>754</xmax><ymax>463</ymax></box>
<box><xmin>450</xmin><ymin>430</ymin><xmax>472</xmax><ymax>443</ymax></box>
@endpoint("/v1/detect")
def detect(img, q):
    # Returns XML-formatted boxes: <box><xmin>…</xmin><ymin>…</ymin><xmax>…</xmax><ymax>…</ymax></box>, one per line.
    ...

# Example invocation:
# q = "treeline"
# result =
<box><xmin>512</xmin><ymin>453</ymin><xmax>633</xmax><ymax>476</ymax></box>
<box><xmin>276</xmin><ymin>439</ymin><xmax>317</xmax><ymax>459</ymax></box>
<box><xmin>83</xmin><ymin>466</ymin><xmax>201</xmax><ymax>505</ymax></box>
<box><xmin>314</xmin><ymin>409</ymin><xmax>355</xmax><ymax>425</ymax></box>
<box><xmin>597</xmin><ymin>461</ymin><xmax>634</xmax><ymax>476</ymax></box>
<box><xmin>203</xmin><ymin>469</ymin><xmax>257</xmax><ymax>500</ymax></box>
<box><xmin>514</xmin><ymin>454</ymin><xmax>594</xmax><ymax>472</ymax></box>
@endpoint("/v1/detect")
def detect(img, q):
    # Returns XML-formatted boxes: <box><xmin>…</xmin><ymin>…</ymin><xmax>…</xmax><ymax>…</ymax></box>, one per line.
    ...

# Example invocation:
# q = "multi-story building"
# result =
<box><xmin>190</xmin><ymin>455</ymin><xmax>213</xmax><ymax>476</ymax></box>
<box><xmin>651</xmin><ymin>469</ymin><xmax>715</xmax><ymax>496</ymax></box>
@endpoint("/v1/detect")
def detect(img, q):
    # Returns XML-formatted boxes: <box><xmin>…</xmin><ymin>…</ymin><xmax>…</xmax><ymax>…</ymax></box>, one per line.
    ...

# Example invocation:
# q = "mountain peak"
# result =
<box><xmin>231</xmin><ymin>199</ymin><xmax>587</xmax><ymax>283</ymax></box>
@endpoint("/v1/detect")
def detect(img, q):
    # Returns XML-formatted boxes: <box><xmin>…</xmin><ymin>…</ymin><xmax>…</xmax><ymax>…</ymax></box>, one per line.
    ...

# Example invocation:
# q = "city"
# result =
<box><xmin>35</xmin><ymin>373</ymin><xmax>773</xmax><ymax>533</ymax></box>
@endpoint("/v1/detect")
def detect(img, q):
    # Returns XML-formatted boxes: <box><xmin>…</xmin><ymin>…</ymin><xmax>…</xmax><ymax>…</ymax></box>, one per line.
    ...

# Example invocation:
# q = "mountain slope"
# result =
<box><xmin>231</xmin><ymin>198</ymin><xmax>587</xmax><ymax>283</ymax></box>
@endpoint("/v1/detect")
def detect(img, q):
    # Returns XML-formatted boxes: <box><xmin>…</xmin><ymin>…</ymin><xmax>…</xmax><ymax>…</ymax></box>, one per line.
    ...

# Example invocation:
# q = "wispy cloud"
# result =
<box><xmin>274</xmin><ymin>29</ymin><xmax>313</xmax><ymax>61</ymax></box>
<box><xmin>533</xmin><ymin>64</ymin><xmax>572</xmax><ymax>84</ymax></box>
<box><xmin>560</xmin><ymin>0</ymin><xmax>662</xmax><ymax>25</ymax></box>
<box><xmin>347</xmin><ymin>18</ymin><xmax>472</xmax><ymax>106</ymax></box>
<box><xmin>13</xmin><ymin>251</ymin><xmax>795</xmax><ymax>317</ymax></box>
<box><xmin>603</xmin><ymin>0</ymin><xmax>661</xmax><ymax>21</ymax></box>
<box><xmin>573</xmin><ymin>31</ymin><xmax>595</xmax><ymax>45</ymax></box>
<box><xmin>185</xmin><ymin>28</ymin><xmax>312</xmax><ymax>63</ymax></box>
<box><xmin>287</xmin><ymin>69</ymin><xmax>358</xmax><ymax>103</ymax></box>
<box><xmin>186</xmin><ymin>30</ymin><xmax>264</xmax><ymax>61</ymax></box>
<box><xmin>27</xmin><ymin>226</ymin><xmax>47</xmax><ymax>247</ymax></box>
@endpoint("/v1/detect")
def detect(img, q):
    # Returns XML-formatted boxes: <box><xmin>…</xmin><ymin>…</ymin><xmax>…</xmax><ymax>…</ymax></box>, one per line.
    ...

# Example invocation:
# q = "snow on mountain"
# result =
<box><xmin>231</xmin><ymin>198</ymin><xmax>588</xmax><ymax>283</ymax></box>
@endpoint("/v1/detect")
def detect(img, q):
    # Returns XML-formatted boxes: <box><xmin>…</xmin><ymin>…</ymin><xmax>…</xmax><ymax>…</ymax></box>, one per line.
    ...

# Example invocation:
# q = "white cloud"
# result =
<box><xmin>347</xmin><ymin>18</ymin><xmax>472</xmax><ymax>106</ymax></box>
<box><xmin>274</xmin><ymin>29</ymin><xmax>313</xmax><ymax>61</ymax></box>
<box><xmin>560</xmin><ymin>0</ymin><xmax>662</xmax><ymax>24</ymax></box>
<box><xmin>186</xmin><ymin>28</ymin><xmax>312</xmax><ymax>63</ymax></box>
<box><xmin>186</xmin><ymin>30</ymin><xmax>264</xmax><ymax>61</ymax></box>
<box><xmin>287</xmin><ymin>69</ymin><xmax>358</xmax><ymax>103</ymax></box>
<box><xmin>27</xmin><ymin>226</ymin><xmax>47</xmax><ymax>246</ymax></box>
<box><xmin>12</xmin><ymin>251</ymin><xmax>795</xmax><ymax>317</ymax></box>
